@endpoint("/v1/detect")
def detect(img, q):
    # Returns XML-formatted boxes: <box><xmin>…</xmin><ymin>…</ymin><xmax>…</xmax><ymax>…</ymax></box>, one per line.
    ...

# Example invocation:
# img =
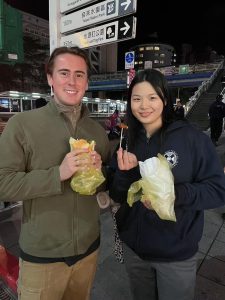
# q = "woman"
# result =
<box><xmin>108</xmin><ymin>69</ymin><xmax>225</xmax><ymax>300</ymax></box>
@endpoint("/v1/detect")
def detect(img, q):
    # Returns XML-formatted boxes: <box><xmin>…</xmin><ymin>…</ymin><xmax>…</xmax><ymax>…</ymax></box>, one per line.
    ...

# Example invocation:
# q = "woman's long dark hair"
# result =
<box><xmin>126</xmin><ymin>69</ymin><xmax>175</xmax><ymax>149</ymax></box>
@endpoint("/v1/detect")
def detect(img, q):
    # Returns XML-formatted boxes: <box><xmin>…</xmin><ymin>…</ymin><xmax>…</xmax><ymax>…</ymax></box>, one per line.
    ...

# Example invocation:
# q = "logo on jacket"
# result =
<box><xmin>164</xmin><ymin>150</ymin><xmax>178</xmax><ymax>168</ymax></box>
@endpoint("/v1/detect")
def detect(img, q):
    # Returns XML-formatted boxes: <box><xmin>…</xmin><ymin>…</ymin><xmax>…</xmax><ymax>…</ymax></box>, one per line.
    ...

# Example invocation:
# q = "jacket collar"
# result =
<box><xmin>47</xmin><ymin>97</ymin><xmax>90</xmax><ymax>118</ymax></box>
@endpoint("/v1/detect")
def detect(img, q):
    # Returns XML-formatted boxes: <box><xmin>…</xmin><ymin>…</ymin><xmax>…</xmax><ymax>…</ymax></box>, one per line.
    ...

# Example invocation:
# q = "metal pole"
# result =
<box><xmin>49</xmin><ymin>0</ymin><xmax>61</xmax><ymax>54</ymax></box>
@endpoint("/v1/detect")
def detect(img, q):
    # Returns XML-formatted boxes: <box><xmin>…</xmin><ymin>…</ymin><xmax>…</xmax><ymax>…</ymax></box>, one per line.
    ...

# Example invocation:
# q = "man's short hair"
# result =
<box><xmin>45</xmin><ymin>46</ymin><xmax>91</xmax><ymax>79</ymax></box>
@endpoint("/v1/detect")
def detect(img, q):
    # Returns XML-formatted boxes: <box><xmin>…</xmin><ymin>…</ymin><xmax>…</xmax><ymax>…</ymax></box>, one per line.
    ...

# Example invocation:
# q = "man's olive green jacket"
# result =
<box><xmin>0</xmin><ymin>101</ymin><xmax>110</xmax><ymax>258</ymax></box>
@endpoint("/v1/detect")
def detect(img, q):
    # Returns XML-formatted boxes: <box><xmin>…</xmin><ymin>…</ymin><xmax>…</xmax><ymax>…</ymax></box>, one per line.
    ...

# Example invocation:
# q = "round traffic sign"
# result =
<box><xmin>125</xmin><ymin>52</ymin><xmax>134</xmax><ymax>63</ymax></box>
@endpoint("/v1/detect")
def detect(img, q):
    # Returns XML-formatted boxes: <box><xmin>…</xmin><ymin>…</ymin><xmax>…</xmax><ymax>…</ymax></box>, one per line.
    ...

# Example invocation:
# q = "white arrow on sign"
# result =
<box><xmin>121</xmin><ymin>0</ymin><xmax>131</xmax><ymax>11</ymax></box>
<box><xmin>61</xmin><ymin>0</ymin><xmax>137</xmax><ymax>34</ymax></box>
<box><xmin>120</xmin><ymin>21</ymin><xmax>130</xmax><ymax>35</ymax></box>
<box><xmin>60</xmin><ymin>16</ymin><xmax>136</xmax><ymax>49</ymax></box>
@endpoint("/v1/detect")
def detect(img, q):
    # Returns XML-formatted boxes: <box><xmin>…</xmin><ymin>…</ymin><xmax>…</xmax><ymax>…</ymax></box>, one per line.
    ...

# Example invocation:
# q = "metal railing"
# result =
<box><xmin>185</xmin><ymin>60</ymin><xmax>224</xmax><ymax>115</ymax></box>
<box><xmin>221</xmin><ymin>87</ymin><xmax>225</xmax><ymax>99</ymax></box>
<box><xmin>90</xmin><ymin>62</ymin><xmax>223</xmax><ymax>82</ymax></box>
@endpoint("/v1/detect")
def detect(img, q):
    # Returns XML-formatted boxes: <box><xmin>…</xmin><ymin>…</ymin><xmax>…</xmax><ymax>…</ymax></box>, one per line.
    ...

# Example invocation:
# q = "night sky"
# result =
<box><xmin>5</xmin><ymin>0</ymin><xmax>225</xmax><ymax>56</ymax></box>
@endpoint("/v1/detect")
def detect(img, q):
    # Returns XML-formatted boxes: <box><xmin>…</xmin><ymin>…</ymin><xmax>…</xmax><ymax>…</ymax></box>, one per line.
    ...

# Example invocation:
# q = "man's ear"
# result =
<box><xmin>47</xmin><ymin>74</ymin><xmax>53</xmax><ymax>87</ymax></box>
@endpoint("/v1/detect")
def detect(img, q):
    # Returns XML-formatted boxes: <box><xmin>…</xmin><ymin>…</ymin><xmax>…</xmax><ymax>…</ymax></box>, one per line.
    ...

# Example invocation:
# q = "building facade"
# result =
<box><xmin>21</xmin><ymin>11</ymin><xmax>49</xmax><ymax>45</ymax></box>
<box><xmin>131</xmin><ymin>43</ymin><xmax>177</xmax><ymax>69</ymax></box>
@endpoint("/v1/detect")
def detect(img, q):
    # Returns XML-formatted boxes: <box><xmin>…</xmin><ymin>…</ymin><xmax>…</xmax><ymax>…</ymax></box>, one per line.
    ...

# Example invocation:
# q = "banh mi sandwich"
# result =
<box><xmin>69</xmin><ymin>137</ymin><xmax>96</xmax><ymax>151</ymax></box>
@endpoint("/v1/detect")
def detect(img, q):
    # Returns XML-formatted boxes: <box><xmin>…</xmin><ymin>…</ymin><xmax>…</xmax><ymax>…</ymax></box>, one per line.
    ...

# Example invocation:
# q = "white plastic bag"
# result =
<box><xmin>127</xmin><ymin>154</ymin><xmax>176</xmax><ymax>221</ymax></box>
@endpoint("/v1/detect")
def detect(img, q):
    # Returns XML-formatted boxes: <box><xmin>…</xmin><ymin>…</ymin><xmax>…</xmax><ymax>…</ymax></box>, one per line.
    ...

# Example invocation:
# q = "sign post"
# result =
<box><xmin>125</xmin><ymin>51</ymin><xmax>135</xmax><ymax>69</ymax></box>
<box><xmin>60</xmin><ymin>0</ymin><xmax>137</xmax><ymax>34</ymax></box>
<box><xmin>49</xmin><ymin>0</ymin><xmax>137</xmax><ymax>52</ymax></box>
<box><xmin>127</xmin><ymin>68</ymin><xmax>136</xmax><ymax>87</ymax></box>
<box><xmin>60</xmin><ymin>0</ymin><xmax>98</xmax><ymax>13</ymax></box>
<box><xmin>49</xmin><ymin>0</ymin><xmax>61</xmax><ymax>54</ymax></box>
<box><xmin>60</xmin><ymin>16</ymin><xmax>136</xmax><ymax>49</ymax></box>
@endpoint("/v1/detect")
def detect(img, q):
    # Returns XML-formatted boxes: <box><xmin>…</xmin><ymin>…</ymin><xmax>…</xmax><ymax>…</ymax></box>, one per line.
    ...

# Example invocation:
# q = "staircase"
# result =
<box><xmin>186</xmin><ymin>68</ymin><xmax>224</xmax><ymax>130</ymax></box>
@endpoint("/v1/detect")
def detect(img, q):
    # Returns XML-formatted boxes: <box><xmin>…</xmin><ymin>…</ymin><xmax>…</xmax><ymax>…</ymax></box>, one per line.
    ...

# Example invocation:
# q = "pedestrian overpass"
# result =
<box><xmin>88</xmin><ymin>62</ymin><xmax>223</xmax><ymax>91</ymax></box>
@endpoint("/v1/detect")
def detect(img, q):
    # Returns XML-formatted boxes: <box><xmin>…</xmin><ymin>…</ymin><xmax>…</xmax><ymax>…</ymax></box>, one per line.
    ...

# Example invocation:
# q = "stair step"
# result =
<box><xmin>186</xmin><ymin>68</ymin><xmax>224</xmax><ymax>129</ymax></box>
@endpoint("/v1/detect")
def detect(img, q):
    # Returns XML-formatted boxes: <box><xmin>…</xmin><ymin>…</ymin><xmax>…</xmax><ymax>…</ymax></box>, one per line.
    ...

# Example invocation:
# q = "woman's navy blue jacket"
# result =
<box><xmin>109</xmin><ymin>120</ymin><xmax>225</xmax><ymax>262</ymax></box>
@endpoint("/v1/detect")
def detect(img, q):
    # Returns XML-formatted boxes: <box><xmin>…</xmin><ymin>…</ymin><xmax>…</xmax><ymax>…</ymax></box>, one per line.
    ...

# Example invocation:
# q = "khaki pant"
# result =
<box><xmin>17</xmin><ymin>249</ymin><xmax>99</xmax><ymax>300</ymax></box>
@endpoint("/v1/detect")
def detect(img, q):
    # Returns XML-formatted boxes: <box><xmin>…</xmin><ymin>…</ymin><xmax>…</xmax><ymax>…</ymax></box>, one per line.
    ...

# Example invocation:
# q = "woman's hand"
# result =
<box><xmin>142</xmin><ymin>200</ymin><xmax>153</xmax><ymax>210</ymax></box>
<box><xmin>117</xmin><ymin>147</ymin><xmax>138</xmax><ymax>170</ymax></box>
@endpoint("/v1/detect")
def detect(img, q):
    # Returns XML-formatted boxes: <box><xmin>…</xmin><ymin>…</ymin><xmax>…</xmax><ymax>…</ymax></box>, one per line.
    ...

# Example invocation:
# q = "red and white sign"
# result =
<box><xmin>127</xmin><ymin>68</ymin><xmax>136</xmax><ymax>87</ymax></box>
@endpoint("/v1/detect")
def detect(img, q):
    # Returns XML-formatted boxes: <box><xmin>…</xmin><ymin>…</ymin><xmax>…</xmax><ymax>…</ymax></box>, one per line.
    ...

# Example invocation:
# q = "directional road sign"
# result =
<box><xmin>60</xmin><ymin>16</ymin><xmax>136</xmax><ymax>49</ymax></box>
<box><xmin>61</xmin><ymin>0</ymin><xmax>137</xmax><ymax>34</ymax></box>
<box><xmin>125</xmin><ymin>51</ymin><xmax>134</xmax><ymax>69</ymax></box>
<box><xmin>60</xmin><ymin>0</ymin><xmax>98</xmax><ymax>13</ymax></box>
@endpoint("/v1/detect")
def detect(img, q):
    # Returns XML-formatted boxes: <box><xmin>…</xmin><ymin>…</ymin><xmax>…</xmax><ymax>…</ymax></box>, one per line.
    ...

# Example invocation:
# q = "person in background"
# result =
<box><xmin>108</xmin><ymin>69</ymin><xmax>225</xmax><ymax>300</ymax></box>
<box><xmin>107</xmin><ymin>109</ymin><xmax>121</xmax><ymax>139</ymax></box>
<box><xmin>35</xmin><ymin>97</ymin><xmax>47</xmax><ymax>108</ymax></box>
<box><xmin>208</xmin><ymin>93</ymin><xmax>225</xmax><ymax>146</ymax></box>
<box><xmin>174</xmin><ymin>100</ymin><xmax>185</xmax><ymax>119</ymax></box>
<box><xmin>110</xmin><ymin>109</ymin><xmax>121</xmax><ymax>129</ymax></box>
<box><xmin>0</xmin><ymin>46</ymin><xmax>110</xmax><ymax>300</ymax></box>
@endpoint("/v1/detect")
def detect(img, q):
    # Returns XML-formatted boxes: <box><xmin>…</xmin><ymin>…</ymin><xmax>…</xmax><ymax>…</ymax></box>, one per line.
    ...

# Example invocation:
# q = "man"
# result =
<box><xmin>0</xmin><ymin>46</ymin><xmax>110</xmax><ymax>300</ymax></box>
<box><xmin>208</xmin><ymin>94</ymin><xmax>225</xmax><ymax>146</ymax></box>
<box><xmin>174</xmin><ymin>100</ymin><xmax>185</xmax><ymax>119</ymax></box>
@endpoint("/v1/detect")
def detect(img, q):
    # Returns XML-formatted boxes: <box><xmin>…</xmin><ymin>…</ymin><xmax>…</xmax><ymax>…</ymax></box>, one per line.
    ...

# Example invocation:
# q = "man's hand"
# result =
<box><xmin>90</xmin><ymin>150</ymin><xmax>102</xmax><ymax>170</ymax></box>
<box><xmin>59</xmin><ymin>149</ymin><xmax>102</xmax><ymax>181</ymax></box>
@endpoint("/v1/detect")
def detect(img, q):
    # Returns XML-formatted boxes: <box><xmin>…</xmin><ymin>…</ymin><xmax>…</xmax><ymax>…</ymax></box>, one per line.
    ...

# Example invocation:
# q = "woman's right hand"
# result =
<box><xmin>117</xmin><ymin>147</ymin><xmax>138</xmax><ymax>170</ymax></box>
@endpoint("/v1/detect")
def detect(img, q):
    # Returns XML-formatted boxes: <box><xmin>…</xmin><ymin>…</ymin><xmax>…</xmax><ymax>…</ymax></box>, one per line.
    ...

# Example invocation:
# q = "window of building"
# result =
<box><xmin>145</xmin><ymin>46</ymin><xmax>153</xmax><ymax>50</ymax></box>
<box><xmin>139</xmin><ymin>61</ymin><xmax>143</xmax><ymax>64</ymax></box>
<box><xmin>160</xmin><ymin>53</ymin><xmax>165</xmax><ymax>57</ymax></box>
<box><xmin>154</xmin><ymin>60</ymin><xmax>159</xmax><ymax>64</ymax></box>
<box><xmin>154</xmin><ymin>46</ymin><xmax>160</xmax><ymax>51</ymax></box>
<box><xmin>139</xmin><ymin>47</ymin><xmax>144</xmax><ymax>51</ymax></box>
<box><xmin>139</xmin><ymin>53</ymin><xmax>144</xmax><ymax>58</ymax></box>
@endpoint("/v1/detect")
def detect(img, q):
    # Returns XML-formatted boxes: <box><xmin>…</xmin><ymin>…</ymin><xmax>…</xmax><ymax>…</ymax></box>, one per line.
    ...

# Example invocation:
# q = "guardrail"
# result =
<box><xmin>185</xmin><ymin>60</ymin><xmax>224</xmax><ymax>115</ymax></box>
<box><xmin>90</xmin><ymin>61</ymin><xmax>223</xmax><ymax>82</ymax></box>
<box><xmin>221</xmin><ymin>87</ymin><xmax>225</xmax><ymax>99</ymax></box>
